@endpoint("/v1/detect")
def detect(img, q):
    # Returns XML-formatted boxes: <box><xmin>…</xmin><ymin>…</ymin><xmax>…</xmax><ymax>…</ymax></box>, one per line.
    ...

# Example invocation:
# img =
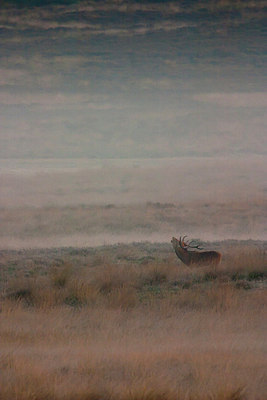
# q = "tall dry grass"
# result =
<box><xmin>1</xmin><ymin>295</ymin><xmax>266</xmax><ymax>399</ymax></box>
<box><xmin>0</xmin><ymin>245</ymin><xmax>266</xmax><ymax>400</ymax></box>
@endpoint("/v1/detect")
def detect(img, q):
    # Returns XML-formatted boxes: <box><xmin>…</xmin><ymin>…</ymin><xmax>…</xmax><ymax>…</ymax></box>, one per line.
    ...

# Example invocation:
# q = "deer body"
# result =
<box><xmin>171</xmin><ymin>236</ymin><xmax>221</xmax><ymax>266</ymax></box>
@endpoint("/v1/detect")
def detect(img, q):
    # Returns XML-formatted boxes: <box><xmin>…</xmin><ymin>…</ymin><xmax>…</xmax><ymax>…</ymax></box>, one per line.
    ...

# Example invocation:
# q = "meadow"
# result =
<box><xmin>0</xmin><ymin>157</ymin><xmax>266</xmax><ymax>399</ymax></box>
<box><xmin>1</xmin><ymin>241</ymin><xmax>266</xmax><ymax>400</ymax></box>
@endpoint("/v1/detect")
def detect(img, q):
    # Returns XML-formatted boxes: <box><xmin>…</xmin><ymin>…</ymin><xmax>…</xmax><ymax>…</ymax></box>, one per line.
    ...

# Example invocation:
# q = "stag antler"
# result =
<box><xmin>179</xmin><ymin>236</ymin><xmax>204</xmax><ymax>250</ymax></box>
<box><xmin>187</xmin><ymin>241</ymin><xmax>204</xmax><ymax>250</ymax></box>
<box><xmin>179</xmin><ymin>235</ymin><xmax>188</xmax><ymax>248</ymax></box>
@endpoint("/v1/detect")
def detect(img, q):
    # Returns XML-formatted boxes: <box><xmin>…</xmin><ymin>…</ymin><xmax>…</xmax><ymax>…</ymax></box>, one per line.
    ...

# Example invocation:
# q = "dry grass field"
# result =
<box><xmin>1</xmin><ymin>241</ymin><xmax>266</xmax><ymax>400</ymax></box>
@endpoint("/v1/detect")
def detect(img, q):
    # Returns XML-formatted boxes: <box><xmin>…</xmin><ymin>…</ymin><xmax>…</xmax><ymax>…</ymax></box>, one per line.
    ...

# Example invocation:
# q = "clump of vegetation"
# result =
<box><xmin>247</xmin><ymin>271</ymin><xmax>265</xmax><ymax>281</ymax></box>
<box><xmin>50</xmin><ymin>262</ymin><xmax>73</xmax><ymax>288</ymax></box>
<box><xmin>6</xmin><ymin>286</ymin><xmax>34</xmax><ymax>306</ymax></box>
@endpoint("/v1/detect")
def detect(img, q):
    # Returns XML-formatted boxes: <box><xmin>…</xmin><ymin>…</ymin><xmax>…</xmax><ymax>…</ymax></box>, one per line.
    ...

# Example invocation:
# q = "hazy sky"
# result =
<box><xmin>1</xmin><ymin>0</ymin><xmax>266</xmax><ymax>158</ymax></box>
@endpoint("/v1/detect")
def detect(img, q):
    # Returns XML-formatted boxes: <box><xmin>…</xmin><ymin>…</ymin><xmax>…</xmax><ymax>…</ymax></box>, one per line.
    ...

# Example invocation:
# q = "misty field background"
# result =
<box><xmin>0</xmin><ymin>156</ymin><xmax>266</xmax><ymax>248</ymax></box>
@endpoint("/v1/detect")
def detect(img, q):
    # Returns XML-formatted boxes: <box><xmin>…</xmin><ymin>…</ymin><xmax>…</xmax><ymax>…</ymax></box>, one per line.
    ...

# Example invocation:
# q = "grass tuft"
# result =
<box><xmin>50</xmin><ymin>262</ymin><xmax>73</xmax><ymax>288</ymax></box>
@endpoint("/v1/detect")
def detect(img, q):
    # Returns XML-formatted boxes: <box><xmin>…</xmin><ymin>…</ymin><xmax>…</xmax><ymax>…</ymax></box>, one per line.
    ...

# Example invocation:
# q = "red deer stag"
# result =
<box><xmin>171</xmin><ymin>236</ymin><xmax>221</xmax><ymax>266</ymax></box>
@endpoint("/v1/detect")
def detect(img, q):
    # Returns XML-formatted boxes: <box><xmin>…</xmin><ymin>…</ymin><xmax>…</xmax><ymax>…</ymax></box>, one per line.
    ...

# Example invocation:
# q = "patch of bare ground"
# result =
<box><xmin>0</xmin><ymin>241</ymin><xmax>266</xmax><ymax>399</ymax></box>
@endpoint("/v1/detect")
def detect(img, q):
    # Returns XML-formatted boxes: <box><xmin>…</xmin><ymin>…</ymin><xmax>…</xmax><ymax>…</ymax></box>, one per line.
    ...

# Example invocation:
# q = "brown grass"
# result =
<box><xmin>0</xmin><ymin>244</ymin><xmax>266</xmax><ymax>400</ymax></box>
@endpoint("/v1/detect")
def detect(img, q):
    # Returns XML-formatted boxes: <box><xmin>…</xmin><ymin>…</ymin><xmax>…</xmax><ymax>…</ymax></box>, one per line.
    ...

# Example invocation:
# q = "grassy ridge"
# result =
<box><xmin>1</xmin><ymin>241</ymin><xmax>266</xmax><ymax>308</ymax></box>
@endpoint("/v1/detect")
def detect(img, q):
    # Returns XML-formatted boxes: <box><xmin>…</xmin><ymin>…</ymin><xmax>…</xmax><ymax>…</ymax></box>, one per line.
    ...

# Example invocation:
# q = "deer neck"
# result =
<box><xmin>174</xmin><ymin>247</ymin><xmax>191</xmax><ymax>266</ymax></box>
